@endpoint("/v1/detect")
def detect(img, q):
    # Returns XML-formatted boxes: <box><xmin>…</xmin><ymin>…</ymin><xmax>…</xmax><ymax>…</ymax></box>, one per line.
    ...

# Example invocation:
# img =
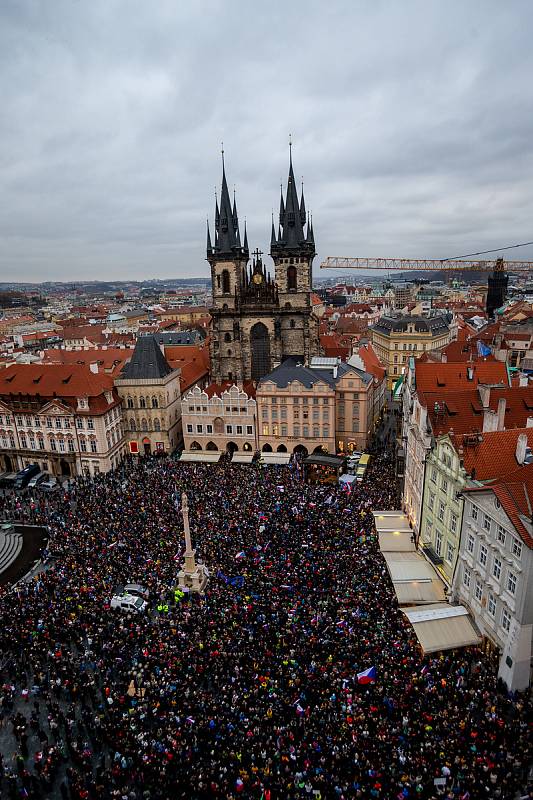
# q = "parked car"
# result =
<box><xmin>39</xmin><ymin>477</ymin><xmax>60</xmax><ymax>493</ymax></box>
<box><xmin>110</xmin><ymin>594</ymin><xmax>147</xmax><ymax>613</ymax></box>
<box><xmin>14</xmin><ymin>464</ymin><xmax>40</xmax><ymax>490</ymax></box>
<box><xmin>27</xmin><ymin>471</ymin><xmax>48</xmax><ymax>489</ymax></box>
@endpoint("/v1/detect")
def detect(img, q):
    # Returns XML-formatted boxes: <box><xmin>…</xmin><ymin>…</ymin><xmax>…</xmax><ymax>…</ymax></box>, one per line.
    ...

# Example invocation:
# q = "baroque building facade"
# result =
<box><xmin>208</xmin><ymin>150</ymin><xmax>320</xmax><ymax>384</ymax></box>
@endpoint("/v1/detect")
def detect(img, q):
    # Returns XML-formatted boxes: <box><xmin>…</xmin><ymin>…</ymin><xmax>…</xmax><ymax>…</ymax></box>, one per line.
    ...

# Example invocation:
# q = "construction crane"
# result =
<box><xmin>320</xmin><ymin>256</ymin><xmax>533</xmax><ymax>272</ymax></box>
<box><xmin>320</xmin><ymin>256</ymin><xmax>533</xmax><ymax>319</ymax></box>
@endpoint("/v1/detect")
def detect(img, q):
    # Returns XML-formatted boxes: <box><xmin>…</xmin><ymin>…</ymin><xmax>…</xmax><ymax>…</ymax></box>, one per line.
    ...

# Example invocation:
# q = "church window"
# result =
<box><xmin>151</xmin><ymin>396</ymin><xmax>159</xmax><ymax>408</ymax></box>
<box><xmin>222</xmin><ymin>270</ymin><xmax>230</xmax><ymax>294</ymax></box>
<box><xmin>290</xmin><ymin>319</ymin><xmax>296</xmax><ymax>329</ymax></box>
<box><xmin>130</xmin><ymin>419</ymin><xmax>136</xmax><ymax>432</ymax></box>
<box><xmin>139</xmin><ymin>397</ymin><xmax>146</xmax><ymax>409</ymax></box>
<box><xmin>217</xmin><ymin>275</ymin><xmax>221</xmax><ymax>289</ymax></box>
<box><xmin>287</xmin><ymin>265</ymin><xmax>297</xmax><ymax>291</ymax></box>
<box><xmin>154</xmin><ymin>419</ymin><xmax>161</xmax><ymax>432</ymax></box>
<box><xmin>227</xmin><ymin>350</ymin><xmax>232</xmax><ymax>356</ymax></box>
<box><xmin>224</xmin><ymin>332</ymin><xmax>232</xmax><ymax>343</ymax></box>
<box><xmin>141</xmin><ymin>419</ymin><xmax>148</xmax><ymax>432</ymax></box>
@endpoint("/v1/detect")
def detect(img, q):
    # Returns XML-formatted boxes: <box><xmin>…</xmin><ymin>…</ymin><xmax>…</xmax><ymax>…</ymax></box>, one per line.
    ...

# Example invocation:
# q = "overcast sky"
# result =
<box><xmin>1</xmin><ymin>0</ymin><xmax>533</xmax><ymax>283</ymax></box>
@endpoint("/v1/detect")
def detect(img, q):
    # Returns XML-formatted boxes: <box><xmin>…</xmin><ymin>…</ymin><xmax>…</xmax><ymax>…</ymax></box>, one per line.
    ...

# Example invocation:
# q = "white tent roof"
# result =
<box><xmin>383</xmin><ymin>552</ymin><xmax>437</xmax><ymax>583</ymax></box>
<box><xmin>179</xmin><ymin>451</ymin><xmax>222</xmax><ymax>463</ymax></box>
<box><xmin>401</xmin><ymin>603</ymin><xmax>481</xmax><ymax>653</ymax></box>
<box><xmin>394</xmin><ymin>580</ymin><xmax>446</xmax><ymax>605</ymax></box>
<box><xmin>378</xmin><ymin>529</ymin><xmax>415</xmax><ymax>553</ymax></box>
<box><xmin>231</xmin><ymin>453</ymin><xmax>254</xmax><ymax>464</ymax></box>
<box><xmin>260</xmin><ymin>453</ymin><xmax>291</xmax><ymax>465</ymax></box>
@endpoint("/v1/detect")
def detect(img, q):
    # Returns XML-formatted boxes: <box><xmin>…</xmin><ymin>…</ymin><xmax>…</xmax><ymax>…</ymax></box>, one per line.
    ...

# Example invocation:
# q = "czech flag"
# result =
<box><xmin>235</xmin><ymin>551</ymin><xmax>246</xmax><ymax>560</ymax></box>
<box><xmin>357</xmin><ymin>666</ymin><xmax>376</xmax><ymax>684</ymax></box>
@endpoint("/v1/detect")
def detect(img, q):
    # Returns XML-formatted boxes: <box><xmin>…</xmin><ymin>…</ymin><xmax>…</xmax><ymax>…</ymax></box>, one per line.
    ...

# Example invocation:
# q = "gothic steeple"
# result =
<box><xmin>209</xmin><ymin>150</ymin><xmax>246</xmax><ymax>260</ymax></box>
<box><xmin>270</xmin><ymin>143</ymin><xmax>315</xmax><ymax>259</ymax></box>
<box><xmin>206</xmin><ymin>219</ymin><xmax>212</xmax><ymax>255</ymax></box>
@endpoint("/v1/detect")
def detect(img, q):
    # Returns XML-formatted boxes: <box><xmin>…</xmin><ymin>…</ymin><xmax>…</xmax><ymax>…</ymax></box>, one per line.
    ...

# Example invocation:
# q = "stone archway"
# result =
<box><xmin>190</xmin><ymin>441</ymin><xmax>202</xmax><ymax>451</ymax></box>
<box><xmin>243</xmin><ymin>442</ymin><xmax>252</xmax><ymax>451</ymax></box>
<box><xmin>293</xmin><ymin>444</ymin><xmax>308</xmax><ymax>458</ymax></box>
<box><xmin>313</xmin><ymin>445</ymin><xmax>326</xmax><ymax>454</ymax></box>
<box><xmin>226</xmin><ymin>441</ymin><xmax>238</xmax><ymax>455</ymax></box>
<box><xmin>206</xmin><ymin>441</ymin><xmax>218</xmax><ymax>451</ymax></box>
<box><xmin>277</xmin><ymin>444</ymin><xmax>287</xmax><ymax>453</ymax></box>
<box><xmin>262</xmin><ymin>443</ymin><xmax>273</xmax><ymax>452</ymax></box>
<box><xmin>60</xmin><ymin>459</ymin><xmax>71</xmax><ymax>477</ymax></box>
<box><xmin>250</xmin><ymin>322</ymin><xmax>271</xmax><ymax>381</ymax></box>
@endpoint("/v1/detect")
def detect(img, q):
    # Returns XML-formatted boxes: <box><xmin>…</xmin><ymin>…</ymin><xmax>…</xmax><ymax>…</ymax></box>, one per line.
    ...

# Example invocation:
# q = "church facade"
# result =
<box><xmin>207</xmin><ymin>151</ymin><xmax>321</xmax><ymax>383</ymax></box>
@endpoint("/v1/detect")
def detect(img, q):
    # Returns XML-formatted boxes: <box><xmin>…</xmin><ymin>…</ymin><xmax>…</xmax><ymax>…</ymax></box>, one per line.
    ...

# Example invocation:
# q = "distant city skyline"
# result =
<box><xmin>1</xmin><ymin>1</ymin><xmax>533</xmax><ymax>282</ymax></box>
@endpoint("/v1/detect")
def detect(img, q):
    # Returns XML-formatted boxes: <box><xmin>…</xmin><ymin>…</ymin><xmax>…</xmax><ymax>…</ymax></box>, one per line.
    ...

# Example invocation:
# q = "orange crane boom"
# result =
<box><xmin>320</xmin><ymin>256</ymin><xmax>533</xmax><ymax>272</ymax></box>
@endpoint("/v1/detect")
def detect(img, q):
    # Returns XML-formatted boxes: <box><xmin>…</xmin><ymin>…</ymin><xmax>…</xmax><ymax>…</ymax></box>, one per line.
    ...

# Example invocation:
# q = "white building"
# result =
<box><xmin>453</xmin><ymin>456</ymin><xmax>533</xmax><ymax>690</ymax></box>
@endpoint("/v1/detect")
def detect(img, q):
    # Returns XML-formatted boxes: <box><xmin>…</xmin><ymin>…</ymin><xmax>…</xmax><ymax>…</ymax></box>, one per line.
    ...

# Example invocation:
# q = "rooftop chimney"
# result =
<box><xmin>483</xmin><ymin>408</ymin><xmax>498</xmax><ymax>433</ymax></box>
<box><xmin>467</xmin><ymin>366</ymin><xmax>474</xmax><ymax>381</ymax></box>
<box><xmin>479</xmin><ymin>385</ymin><xmax>490</xmax><ymax>409</ymax></box>
<box><xmin>442</xmin><ymin>353</ymin><xmax>447</xmax><ymax>363</ymax></box>
<box><xmin>89</xmin><ymin>362</ymin><xmax>98</xmax><ymax>374</ymax></box>
<box><xmin>516</xmin><ymin>433</ymin><xmax>528</xmax><ymax>466</ymax></box>
<box><xmin>527</xmin><ymin>417</ymin><xmax>533</xmax><ymax>428</ymax></box>
<box><xmin>497</xmin><ymin>398</ymin><xmax>506</xmax><ymax>431</ymax></box>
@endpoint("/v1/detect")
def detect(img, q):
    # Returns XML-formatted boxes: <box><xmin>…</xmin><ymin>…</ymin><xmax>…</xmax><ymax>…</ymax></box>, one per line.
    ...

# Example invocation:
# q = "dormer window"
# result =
<box><xmin>78</xmin><ymin>397</ymin><xmax>88</xmax><ymax>410</ymax></box>
<box><xmin>104</xmin><ymin>391</ymin><xmax>113</xmax><ymax>404</ymax></box>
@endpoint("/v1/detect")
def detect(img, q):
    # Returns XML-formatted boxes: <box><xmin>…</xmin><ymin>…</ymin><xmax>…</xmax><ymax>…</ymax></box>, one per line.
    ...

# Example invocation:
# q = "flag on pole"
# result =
<box><xmin>235</xmin><ymin>551</ymin><xmax>246</xmax><ymax>560</ymax></box>
<box><xmin>357</xmin><ymin>666</ymin><xmax>376</xmax><ymax>684</ymax></box>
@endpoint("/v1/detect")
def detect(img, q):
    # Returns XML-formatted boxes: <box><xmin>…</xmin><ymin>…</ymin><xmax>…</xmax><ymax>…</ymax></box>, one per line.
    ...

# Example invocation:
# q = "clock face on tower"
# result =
<box><xmin>252</xmin><ymin>273</ymin><xmax>263</xmax><ymax>285</ymax></box>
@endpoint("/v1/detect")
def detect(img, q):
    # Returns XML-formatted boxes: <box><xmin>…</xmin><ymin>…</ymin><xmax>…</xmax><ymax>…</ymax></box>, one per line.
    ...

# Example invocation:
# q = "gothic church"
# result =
<box><xmin>207</xmin><ymin>150</ymin><xmax>321</xmax><ymax>383</ymax></box>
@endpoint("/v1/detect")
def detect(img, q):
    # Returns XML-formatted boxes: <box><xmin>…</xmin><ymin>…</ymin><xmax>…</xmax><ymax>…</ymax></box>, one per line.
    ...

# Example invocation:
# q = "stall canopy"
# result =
<box><xmin>401</xmin><ymin>604</ymin><xmax>481</xmax><ymax>653</ymax></box>
<box><xmin>383</xmin><ymin>552</ymin><xmax>446</xmax><ymax>605</ymax></box>
<box><xmin>179</xmin><ymin>451</ymin><xmax>222</xmax><ymax>463</ymax></box>
<box><xmin>260</xmin><ymin>453</ymin><xmax>292</xmax><ymax>466</ymax></box>
<box><xmin>304</xmin><ymin>454</ymin><xmax>345</xmax><ymax>469</ymax></box>
<box><xmin>231</xmin><ymin>453</ymin><xmax>255</xmax><ymax>464</ymax></box>
<box><xmin>377</xmin><ymin>529</ymin><xmax>414</xmax><ymax>553</ymax></box>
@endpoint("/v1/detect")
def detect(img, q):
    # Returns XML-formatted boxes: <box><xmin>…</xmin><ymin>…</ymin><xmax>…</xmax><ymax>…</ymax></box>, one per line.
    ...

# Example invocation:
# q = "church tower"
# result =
<box><xmin>270</xmin><ymin>145</ymin><xmax>320</xmax><ymax>365</ymax></box>
<box><xmin>208</xmin><ymin>147</ymin><xmax>321</xmax><ymax>384</ymax></box>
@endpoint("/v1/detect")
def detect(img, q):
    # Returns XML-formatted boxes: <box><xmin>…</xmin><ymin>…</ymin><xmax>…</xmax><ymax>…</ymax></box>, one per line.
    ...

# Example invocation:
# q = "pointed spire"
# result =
<box><xmin>232</xmin><ymin>188</ymin><xmax>238</xmax><ymax>226</ymax></box>
<box><xmin>206</xmin><ymin>219</ymin><xmax>212</xmax><ymax>255</ymax></box>
<box><xmin>279</xmin><ymin>184</ymin><xmax>285</xmax><ymax>225</ymax></box>
<box><xmin>243</xmin><ymin>220</ymin><xmax>249</xmax><ymax>255</ymax></box>
<box><xmin>299</xmin><ymin>180</ymin><xmax>306</xmax><ymax>225</ymax></box>
<box><xmin>214</xmin><ymin>148</ymin><xmax>241</xmax><ymax>256</ymax></box>
<box><xmin>271</xmin><ymin>212</ymin><xmax>277</xmax><ymax>247</ymax></box>
<box><xmin>271</xmin><ymin>143</ymin><xmax>316</xmax><ymax>259</ymax></box>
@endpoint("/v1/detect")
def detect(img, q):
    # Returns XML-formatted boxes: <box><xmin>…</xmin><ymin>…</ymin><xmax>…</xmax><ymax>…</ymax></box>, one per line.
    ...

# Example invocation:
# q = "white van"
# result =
<box><xmin>110</xmin><ymin>594</ymin><xmax>147</xmax><ymax>613</ymax></box>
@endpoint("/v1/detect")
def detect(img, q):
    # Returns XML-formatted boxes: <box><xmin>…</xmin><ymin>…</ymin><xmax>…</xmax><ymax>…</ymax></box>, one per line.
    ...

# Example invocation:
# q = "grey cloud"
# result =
<box><xmin>1</xmin><ymin>0</ymin><xmax>533</xmax><ymax>282</ymax></box>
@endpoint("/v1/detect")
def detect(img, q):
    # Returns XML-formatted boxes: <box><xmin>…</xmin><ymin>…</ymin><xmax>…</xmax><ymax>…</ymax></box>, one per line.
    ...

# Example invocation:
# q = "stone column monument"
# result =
<box><xmin>177</xmin><ymin>492</ymin><xmax>209</xmax><ymax>594</ymax></box>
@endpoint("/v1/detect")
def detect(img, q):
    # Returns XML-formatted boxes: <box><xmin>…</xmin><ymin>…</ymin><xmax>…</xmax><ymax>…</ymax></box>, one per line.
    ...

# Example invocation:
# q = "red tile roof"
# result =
<box><xmin>415</xmin><ymin>360</ymin><xmax>508</xmax><ymax>392</ymax></box>
<box><xmin>357</xmin><ymin>343</ymin><xmax>385</xmax><ymax>382</ymax></box>
<box><xmin>465</xmin><ymin>462</ymin><xmax>533</xmax><ymax>549</ymax></box>
<box><xmin>0</xmin><ymin>363</ymin><xmax>120</xmax><ymax>414</ymax></box>
<box><xmin>421</xmin><ymin>386</ymin><xmax>533</xmax><ymax>436</ymax></box>
<box><xmin>453</xmin><ymin>427</ymin><xmax>533</xmax><ymax>482</ymax></box>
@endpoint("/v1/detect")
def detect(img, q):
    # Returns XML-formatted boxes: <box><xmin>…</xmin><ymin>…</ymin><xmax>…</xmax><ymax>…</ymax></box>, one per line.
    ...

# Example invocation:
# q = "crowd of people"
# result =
<box><xmin>0</xmin><ymin>450</ymin><xmax>531</xmax><ymax>799</ymax></box>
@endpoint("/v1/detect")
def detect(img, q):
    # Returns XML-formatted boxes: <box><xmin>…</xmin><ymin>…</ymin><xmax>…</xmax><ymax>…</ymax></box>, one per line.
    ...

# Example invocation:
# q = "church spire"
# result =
<box><xmin>210</xmin><ymin>147</ymin><xmax>246</xmax><ymax>260</ymax></box>
<box><xmin>271</xmin><ymin>212</ymin><xmax>277</xmax><ymax>248</ymax></box>
<box><xmin>271</xmin><ymin>140</ymin><xmax>314</xmax><ymax>258</ymax></box>
<box><xmin>206</xmin><ymin>219</ymin><xmax>212</xmax><ymax>256</ymax></box>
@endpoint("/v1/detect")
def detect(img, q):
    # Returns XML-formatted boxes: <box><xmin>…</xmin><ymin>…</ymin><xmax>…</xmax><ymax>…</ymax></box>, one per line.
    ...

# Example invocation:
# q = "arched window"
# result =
<box><xmin>227</xmin><ymin>350</ymin><xmax>232</xmax><ymax>356</ymax></box>
<box><xmin>139</xmin><ymin>396</ymin><xmax>146</xmax><ymax>409</ymax></box>
<box><xmin>290</xmin><ymin>319</ymin><xmax>296</xmax><ymax>329</ymax></box>
<box><xmin>151</xmin><ymin>396</ymin><xmax>158</xmax><ymax>408</ymax></box>
<box><xmin>224</xmin><ymin>332</ymin><xmax>232</xmax><ymax>343</ymax></box>
<box><xmin>127</xmin><ymin>397</ymin><xmax>134</xmax><ymax>409</ymax></box>
<box><xmin>141</xmin><ymin>418</ymin><xmax>148</xmax><ymax>432</ymax></box>
<box><xmin>154</xmin><ymin>419</ymin><xmax>161</xmax><ymax>432</ymax></box>
<box><xmin>130</xmin><ymin>419</ymin><xmax>136</xmax><ymax>431</ymax></box>
<box><xmin>287</xmin><ymin>265</ymin><xmax>297</xmax><ymax>290</ymax></box>
<box><xmin>222</xmin><ymin>269</ymin><xmax>230</xmax><ymax>294</ymax></box>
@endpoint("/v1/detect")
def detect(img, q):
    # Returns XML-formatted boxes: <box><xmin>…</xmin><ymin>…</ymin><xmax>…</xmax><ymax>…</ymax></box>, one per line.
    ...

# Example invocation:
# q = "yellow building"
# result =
<box><xmin>371</xmin><ymin>315</ymin><xmax>451</xmax><ymax>388</ymax></box>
